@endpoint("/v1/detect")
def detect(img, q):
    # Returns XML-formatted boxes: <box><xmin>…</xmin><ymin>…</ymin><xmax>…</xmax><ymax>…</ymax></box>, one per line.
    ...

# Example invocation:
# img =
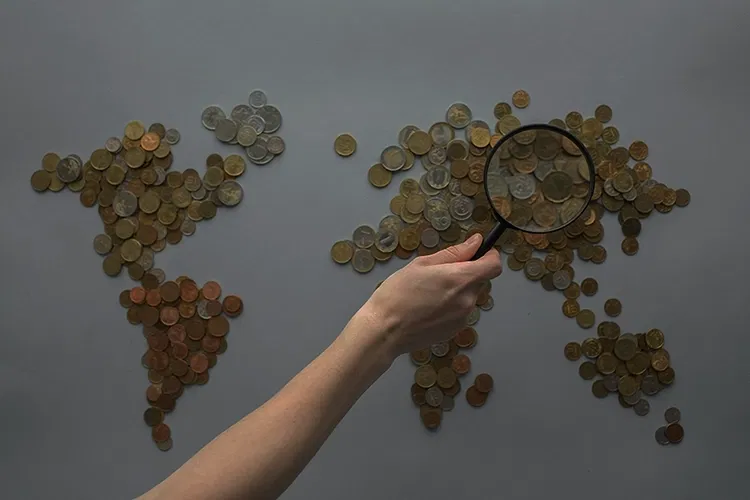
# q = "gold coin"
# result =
<box><xmin>407</xmin><ymin>130</ymin><xmax>432</xmax><ymax>155</ymax></box>
<box><xmin>223</xmin><ymin>155</ymin><xmax>246</xmax><ymax>177</ymax></box>
<box><xmin>102</xmin><ymin>254</ymin><xmax>122</xmax><ymax>276</ymax></box>
<box><xmin>604</xmin><ymin>298</ymin><xmax>622</xmax><ymax>317</ymax></box>
<box><xmin>578</xmin><ymin>362</ymin><xmax>597</xmax><ymax>380</ymax></box>
<box><xmin>581</xmin><ymin>338</ymin><xmax>602</xmax><ymax>359</ymax></box>
<box><xmin>42</xmin><ymin>152</ymin><xmax>60</xmax><ymax>173</ymax></box>
<box><xmin>330</xmin><ymin>240</ymin><xmax>354</xmax><ymax>264</ymax></box>
<box><xmin>594</xmin><ymin>105</ymin><xmax>613</xmax><ymax>123</ymax></box>
<box><xmin>367</xmin><ymin>163</ymin><xmax>392</xmax><ymax>188</ymax></box>
<box><xmin>596</xmin><ymin>352</ymin><xmax>618</xmax><ymax>375</ymax></box>
<box><xmin>645</xmin><ymin>328</ymin><xmax>665</xmax><ymax>349</ymax></box>
<box><xmin>493</xmin><ymin>102</ymin><xmax>512</xmax><ymax>119</ymax></box>
<box><xmin>30</xmin><ymin>170</ymin><xmax>52</xmax><ymax>192</ymax></box>
<box><xmin>591</xmin><ymin>380</ymin><xmax>608</xmax><ymax>399</ymax></box>
<box><xmin>621</xmin><ymin>237</ymin><xmax>639</xmax><ymax>256</ymax></box>
<box><xmin>334</xmin><ymin>134</ymin><xmax>357</xmax><ymax>157</ymax></box>
<box><xmin>601</xmin><ymin>126</ymin><xmax>619</xmax><ymax>145</ymax></box>
<box><xmin>617</xmin><ymin>375</ymin><xmax>637</xmax><ymax>397</ymax></box>
<box><xmin>124</xmin><ymin>120</ymin><xmax>145</xmax><ymax>141</ymax></box>
<box><xmin>565</xmin><ymin>112</ymin><xmax>583</xmax><ymax>129</ymax></box>
<box><xmin>562</xmin><ymin>299</ymin><xmax>580</xmax><ymax>318</ymax></box>
<box><xmin>626</xmin><ymin>352</ymin><xmax>650</xmax><ymax>375</ymax></box>
<box><xmin>469</xmin><ymin>128</ymin><xmax>490</xmax><ymax>148</ymax></box>
<box><xmin>564</xmin><ymin>342</ymin><xmax>581</xmax><ymax>361</ymax></box>
<box><xmin>576</xmin><ymin>309</ymin><xmax>595</xmax><ymax>329</ymax></box>
<box><xmin>629</xmin><ymin>140</ymin><xmax>649</xmax><ymax>161</ymax></box>
<box><xmin>399</xmin><ymin>227</ymin><xmax>420</xmax><ymax>251</ymax></box>
<box><xmin>415</xmin><ymin>365</ymin><xmax>437</xmax><ymax>388</ymax></box>
<box><xmin>675</xmin><ymin>188</ymin><xmax>691</xmax><ymax>207</ymax></box>
<box><xmin>511</xmin><ymin>90</ymin><xmax>530</xmax><ymax>109</ymax></box>
<box><xmin>614</xmin><ymin>336</ymin><xmax>637</xmax><ymax>361</ymax></box>
<box><xmin>497</xmin><ymin>115</ymin><xmax>521</xmax><ymax>135</ymax></box>
<box><xmin>651</xmin><ymin>349</ymin><xmax>670</xmax><ymax>371</ymax></box>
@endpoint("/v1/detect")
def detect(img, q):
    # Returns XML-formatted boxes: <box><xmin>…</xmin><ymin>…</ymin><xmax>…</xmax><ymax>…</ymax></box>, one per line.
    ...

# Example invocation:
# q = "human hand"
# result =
<box><xmin>357</xmin><ymin>234</ymin><xmax>502</xmax><ymax>360</ymax></box>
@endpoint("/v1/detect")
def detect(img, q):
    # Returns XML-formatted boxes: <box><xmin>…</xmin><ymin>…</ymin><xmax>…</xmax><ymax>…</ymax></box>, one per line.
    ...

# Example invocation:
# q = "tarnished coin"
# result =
<box><xmin>665</xmin><ymin>407</ymin><xmax>681</xmax><ymax>424</ymax></box>
<box><xmin>578</xmin><ymin>362</ymin><xmax>597</xmax><ymax>380</ymax></box>
<box><xmin>381</xmin><ymin>146</ymin><xmax>406</xmax><ymax>171</ymax></box>
<box><xmin>633</xmin><ymin>399</ymin><xmax>650</xmax><ymax>416</ymax></box>
<box><xmin>214</xmin><ymin>118</ymin><xmax>238</xmax><ymax>143</ymax></box>
<box><xmin>511</xmin><ymin>89</ymin><xmax>530</xmax><ymax>109</ymax></box>
<box><xmin>429</xmin><ymin>122</ymin><xmax>455</xmax><ymax>147</ymax></box>
<box><xmin>466</xmin><ymin>386</ymin><xmax>488</xmax><ymax>407</ymax></box>
<box><xmin>415</xmin><ymin>365</ymin><xmax>438</xmax><ymax>388</ymax></box>
<box><xmin>604</xmin><ymin>298</ymin><xmax>622</xmax><ymax>317</ymax></box>
<box><xmin>581</xmin><ymin>277</ymin><xmax>598</xmax><ymax>296</ymax></box>
<box><xmin>425</xmin><ymin>386</ymin><xmax>444</xmax><ymax>408</ymax></box>
<box><xmin>446</xmin><ymin>103</ymin><xmax>472</xmax><ymax>129</ymax></box>
<box><xmin>374</xmin><ymin>228</ymin><xmax>398</xmax><ymax>253</ymax></box>
<box><xmin>655</xmin><ymin>426</ymin><xmax>670</xmax><ymax>445</ymax></box>
<box><xmin>352</xmin><ymin>248</ymin><xmax>375</xmax><ymax>273</ymax></box>
<box><xmin>56</xmin><ymin>156</ymin><xmax>81</xmax><ymax>183</ymax></box>
<box><xmin>330</xmin><ymin>240</ymin><xmax>355</xmax><ymax>264</ymax></box>
<box><xmin>352</xmin><ymin>225</ymin><xmax>376</xmax><ymax>249</ymax></box>
<box><xmin>217</xmin><ymin>180</ymin><xmax>243</xmax><ymax>206</ymax></box>
<box><xmin>576</xmin><ymin>309</ymin><xmax>595</xmax><ymax>329</ymax></box>
<box><xmin>257</xmin><ymin>105</ymin><xmax>282</xmax><ymax>133</ymax></box>
<box><xmin>581</xmin><ymin>338</ymin><xmax>602</xmax><ymax>359</ymax></box>
<box><xmin>591</xmin><ymin>380</ymin><xmax>608</xmax><ymax>398</ymax></box>
<box><xmin>665</xmin><ymin>423</ymin><xmax>684</xmax><ymax>444</ymax></box>
<box><xmin>334</xmin><ymin>134</ymin><xmax>357</xmax><ymax>157</ymax></box>
<box><xmin>564</xmin><ymin>342</ymin><xmax>582</xmax><ymax>361</ymax></box>
<box><xmin>201</xmin><ymin>106</ymin><xmax>226</xmax><ymax>130</ymax></box>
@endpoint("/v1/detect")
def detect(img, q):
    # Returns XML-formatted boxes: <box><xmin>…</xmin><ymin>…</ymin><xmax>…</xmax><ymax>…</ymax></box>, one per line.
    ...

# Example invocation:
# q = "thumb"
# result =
<box><xmin>418</xmin><ymin>233</ymin><xmax>482</xmax><ymax>266</ymax></box>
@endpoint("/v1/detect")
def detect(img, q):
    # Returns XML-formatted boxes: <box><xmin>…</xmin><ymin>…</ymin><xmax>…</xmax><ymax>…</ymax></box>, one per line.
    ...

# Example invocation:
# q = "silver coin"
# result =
<box><xmin>534</xmin><ymin>161</ymin><xmax>555</xmax><ymax>181</ymax></box>
<box><xmin>258</xmin><ymin>105</ymin><xmax>282</xmax><ymax>133</ymax></box>
<box><xmin>641</xmin><ymin>374</ymin><xmax>661</xmax><ymax>396</ymax></box>
<box><xmin>420</xmin><ymin>153</ymin><xmax>438</xmax><ymax>170</ymax></box>
<box><xmin>425</xmin><ymin>386</ymin><xmax>444</xmax><ymax>408</ymax></box>
<box><xmin>430</xmin><ymin>341</ymin><xmax>451</xmax><ymax>357</ymax></box>
<box><xmin>633</xmin><ymin>399</ymin><xmax>650</xmax><ymax>417</ymax></box>
<box><xmin>430</xmin><ymin>208</ymin><xmax>451</xmax><ymax>231</ymax></box>
<box><xmin>448</xmin><ymin>178</ymin><xmax>462</xmax><ymax>196</ymax></box>
<box><xmin>479</xmin><ymin>296</ymin><xmax>494</xmax><ymax>311</ymax></box>
<box><xmin>664</xmin><ymin>407</ymin><xmax>681</xmax><ymax>424</ymax></box>
<box><xmin>424</xmin><ymin>197</ymin><xmax>449</xmax><ymax>222</ymax></box>
<box><xmin>466</xmin><ymin>306</ymin><xmax>480</xmax><ymax>326</ymax></box>
<box><xmin>196</xmin><ymin>299</ymin><xmax>211</xmax><ymax>320</ymax></box>
<box><xmin>56</xmin><ymin>156</ymin><xmax>81</xmax><ymax>183</ymax></box>
<box><xmin>655</xmin><ymin>427</ymin><xmax>670</xmax><ymax>445</ymax></box>
<box><xmin>507</xmin><ymin>174</ymin><xmax>535</xmax><ymax>200</ymax></box>
<box><xmin>419</xmin><ymin>173</ymin><xmax>441</xmax><ymax>196</ymax></box>
<box><xmin>149</xmin><ymin>268</ymin><xmax>166</xmax><ymax>283</ymax></box>
<box><xmin>191</xmin><ymin>186</ymin><xmax>207</xmax><ymax>200</ymax></box>
<box><xmin>251</xmin><ymin>152</ymin><xmax>275</xmax><ymax>165</ymax></box>
<box><xmin>180</xmin><ymin>218</ymin><xmax>196</xmax><ymax>236</ymax></box>
<box><xmin>426</xmin><ymin>166</ymin><xmax>451</xmax><ymax>190</ymax></box>
<box><xmin>104</xmin><ymin>137</ymin><xmax>122</xmax><ymax>153</ymax></box>
<box><xmin>152</xmin><ymin>167</ymin><xmax>167</xmax><ymax>186</ymax></box>
<box><xmin>113</xmin><ymin>190</ymin><xmax>138</xmax><ymax>217</ymax></box>
<box><xmin>231</xmin><ymin>104</ymin><xmax>255</xmax><ymax>124</ymax></box>
<box><xmin>441</xmin><ymin>394</ymin><xmax>455</xmax><ymax>411</ymax></box>
<box><xmin>374</xmin><ymin>227</ymin><xmax>398</xmax><ymax>253</ymax></box>
<box><xmin>69</xmin><ymin>154</ymin><xmax>83</xmax><ymax>165</ymax></box>
<box><xmin>247</xmin><ymin>115</ymin><xmax>266</xmax><ymax>135</ymax></box>
<box><xmin>236</xmin><ymin>126</ymin><xmax>258</xmax><ymax>147</ymax></box>
<box><xmin>248</xmin><ymin>89</ymin><xmax>268</xmax><ymax>109</ymax></box>
<box><xmin>217</xmin><ymin>180</ymin><xmax>243</xmax><ymax>206</ymax></box>
<box><xmin>352</xmin><ymin>248</ymin><xmax>375</xmax><ymax>273</ymax></box>
<box><xmin>164</xmin><ymin>128</ymin><xmax>180</xmax><ymax>145</ymax></box>
<box><xmin>352</xmin><ymin>225</ymin><xmax>376</xmax><ymax>249</ymax></box>
<box><xmin>604</xmin><ymin>178</ymin><xmax>619</xmax><ymax>197</ymax></box>
<box><xmin>486</xmin><ymin>172</ymin><xmax>509</xmax><ymax>198</ymax></box>
<box><xmin>446</xmin><ymin>103</ymin><xmax>472</xmax><ymax>129</ymax></box>
<box><xmin>429</xmin><ymin>122</ymin><xmax>455</xmax><ymax>147</ymax></box>
<box><xmin>267</xmin><ymin>136</ymin><xmax>286</xmax><ymax>155</ymax></box>
<box><xmin>381</xmin><ymin>146</ymin><xmax>406</xmax><ymax>171</ymax></box>
<box><xmin>427</xmin><ymin>146</ymin><xmax>447</xmax><ymax>165</ymax></box>
<box><xmin>214</xmin><ymin>118</ymin><xmax>238</xmax><ymax>143</ymax></box>
<box><xmin>552</xmin><ymin>270</ymin><xmax>572</xmax><ymax>290</ymax></box>
<box><xmin>421</xmin><ymin>228</ymin><xmax>440</xmax><ymax>248</ymax></box>
<box><xmin>602</xmin><ymin>374</ymin><xmax>619</xmax><ymax>392</ymax></box>
<box><xmin>201</xmin><ymin>105</ymin><xmax>226</xmax><ymax>130</ymax></box>
<box><xmin>449</xmin><ymin>195</ymin><xmax>474</xmax><ymax>221</ymax></box>
<box><xmin>136</xmin><ymin>247</ymin><xmax>154</xmax><ymax>271</ymax></box>
<box><xmin>458</xmin><ymin>219</ymin><xmax>475</xmax><ymax>231</ymax></box>
<box><xmin>623</xmin><ymin>188</ymin><xmax>638</xmax><ymax>201</ymax></box>
<box><xmin>623</xmin><ymin>390</ymin><xmax>642</xmax><ymax>406</ymax></box>
<box><xmin>379</xmin><ymin>215</ymin><xmax>403</xmax><ymax>233</ymax></box>
<box><xmin>93</xmin><ymin>234</ymin><xmax>112</xmax><ymax>255</ymax></box>
<box><xmin>398</xmin><ymin>125</ymin><xmax>420</xmax><ymax>148</ymax></box>
<box><xmin>245</xmin><ymin>138</ymin><xmax>268</xmax><ymax>161</ymax></box>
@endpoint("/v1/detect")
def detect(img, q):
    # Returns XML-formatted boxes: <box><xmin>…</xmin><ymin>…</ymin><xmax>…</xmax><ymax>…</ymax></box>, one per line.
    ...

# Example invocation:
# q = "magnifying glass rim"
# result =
<box><xmin>482</xmin><ymin>123</ymin><xmax>597</xmax><ymax>234</ymax></box>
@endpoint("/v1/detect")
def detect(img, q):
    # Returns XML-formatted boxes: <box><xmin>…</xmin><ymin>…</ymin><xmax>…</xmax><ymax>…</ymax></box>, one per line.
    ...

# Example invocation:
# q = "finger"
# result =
<box><xmin>418</xmin><ymin>233</ymin><xmax>482</xmax><ymax>266</ymax></box>
<box><xmin>463</xmin><ymin>248</ymin><xmax>503</xmax><ymax>281</ymax></box>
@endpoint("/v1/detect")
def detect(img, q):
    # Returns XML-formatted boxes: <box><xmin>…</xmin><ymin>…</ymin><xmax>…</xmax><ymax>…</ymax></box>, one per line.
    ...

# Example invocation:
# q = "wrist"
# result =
<box><xmin>340</xmin><ymin>302</ymin><xmax>400</xmax><ymax>369</ymax></box>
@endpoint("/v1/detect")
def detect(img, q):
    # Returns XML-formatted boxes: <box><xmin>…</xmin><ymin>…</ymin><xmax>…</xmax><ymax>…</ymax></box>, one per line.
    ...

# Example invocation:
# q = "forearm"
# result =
<box><xmin>142</xmin><ymin>306</ymin><xmax>394</xmax><ymax>500</ymax></box>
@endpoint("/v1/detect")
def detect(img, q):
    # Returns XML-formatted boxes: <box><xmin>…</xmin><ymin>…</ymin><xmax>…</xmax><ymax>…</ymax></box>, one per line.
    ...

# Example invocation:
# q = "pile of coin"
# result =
<box><xmin>201</xmin><ymin>89</ymin><xmax>286</xmax><ymax>166</ymax></box>
<box><xmin>29</xmin><ymin>122</ymin><xmax>247</xmax><ymax>279</ymax></box>
<box><xmin>120</xmin><ymin>273</ymin><xmax>243</xmax><ymax>451</ymax></box>
<box><xmin>331</xmin><ymin>91</ymin><xmax>690</xmax><ymax>434</ymax></box>
<box><xmin>655</xmin><ymin>407</ymin><xmax>684</xmax><ymax>445</ymax></box>
<box><xmin>565</xmin><ymin>327</ymin><xmax>675</xmax><ymax>415</ymax></box>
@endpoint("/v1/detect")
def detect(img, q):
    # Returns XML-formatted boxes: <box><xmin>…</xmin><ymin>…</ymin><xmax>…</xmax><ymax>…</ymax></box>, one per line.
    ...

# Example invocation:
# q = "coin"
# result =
<box><xmin>603</xmin><ymin>298</ymin><xmax>622</xmax><ymax>317</ymax></box>
<box><xmin>645</xmin><ymin>328</ymin><xmax>665</xmax><ymax>349</ymax></box>
<box><xmin>576</xmin><ymin>309</ymin><xmax>595</xmax><ymax>329</ymax></box>
<box><xmin>465</xmin><ymin>386</ymin><xmax>488</xmax><ymax>407</ymax></box>
<box><xmin>591</xmin><ymin>380</ymin><xmax>608</xmax><ymax>398</ymax></box>
<box><xmin>578</xmin><ymin>362</ymin><xmax>597</xmax><ymax>380</ymax></box>
<box><xmin>655</xmin><ymin>426</ymin><xmax>670</xmax><ymax>445</ymax></box>
<box><xmin>201</xmin><ymin>106</ymin><xmax>225</xmax><ymax>130</ymax></box>
<box><xmin>351</xmin><ymin>249</ymin><xmax>375</xmax><ymax>273</ymax></box>
<box><xmin>564</xmin><ymin>342</ymin><xmax>582</xmax><ymax>361</ymax></box>
<box><xmin>331</xmin><ymin>240</ymin><xmax>354</xmax><ymax>264</ymax></box>
<box><xmin>580</xmin><ymin>278</ymin><xmax>598</xmax><ymax>296</ymax></box>
<box><xmin>334</xmin><ymin>134</ymin><xmax>357</xmax><ymax>157</ymax></box>
<box><xmin>664</xmin><ymin>407</ymin><xmax>681</xmax><ymax>424</ymax></box>
<box><xmin>665</xmin><ymin>423</ymin><xmax>684</xmax><ymax>444</ymax></box>
<box><xmin>511</xmin><ymin>90</ymin><xmax>530</xmax><ymax>108</ymax></box>
<box><xmin>368</xmin><ymin>164</ymin><xmax>392</xmax><ymax>188</ymax></box>
<box><xmin>446</xmin><ymin>103</ymin><xmax>472</xmax><ymax>129</ymax></box>
<box><xmin>633</xmin><ymin>399</ymin><xmax>650</xmax><ymax>416</ymax></box>
<box><xmin>381</xmin><ymin>146</ymin><xmax>406</xmax><ymax>171</ymax></box>
<box><xmin>407</xmin><ymin>131</ymin><xmax>432</xmax><ymax>155</ymax></box>
<box><xmin>594</xmin><ymin>105</ymin><xmax>613</xmax><ymax>123</ymax></box>
<box><xmin>415</xmin><ymin>365</ymin><xmax>437</xmax><ymax>388</ymax></box>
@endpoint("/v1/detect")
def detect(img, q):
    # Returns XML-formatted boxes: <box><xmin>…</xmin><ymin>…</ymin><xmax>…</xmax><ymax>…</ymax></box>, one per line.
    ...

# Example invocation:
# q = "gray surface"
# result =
<box><xmin>0</xmin><ymin>1</ymin><xmax>748</xmax><ymax>498</ymax></box>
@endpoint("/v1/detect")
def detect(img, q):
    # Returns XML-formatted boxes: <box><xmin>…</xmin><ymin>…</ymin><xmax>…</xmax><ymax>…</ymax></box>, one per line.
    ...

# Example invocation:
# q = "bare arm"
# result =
<box><xmin>140</xmin><ymin>234</ymin><xmax>502</xmax><ymax>500</ymax></box>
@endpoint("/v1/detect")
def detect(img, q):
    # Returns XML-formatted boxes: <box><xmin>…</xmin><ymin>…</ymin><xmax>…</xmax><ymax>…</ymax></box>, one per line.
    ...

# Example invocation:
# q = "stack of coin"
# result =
<box><xmin>565</xmin><ymin>327</ymin><xmax>675</xmax><ymax>417</ymax></box>
<box><xmin>30</xmin><ymin>122</ymin><xmax>246</xmax><ymax>279</ymax></box>
<box><xmin>120</xmin><ymin>274</ymin><xmax>243</xmax><ymax>451</ymax></box>
<box><xmin>331</xmin><ymin>91</ymin><xmax>690</xmax><ymax>433</ymax></box>
<box><xmin>201</xmin><ymin>89</ymin><xmax>286</xmax><ymax>166</ymax></box>
<box><xmin>655</xmin><ymin>407</ymin><xmax>684</xmax><ymax>445</ymax></box>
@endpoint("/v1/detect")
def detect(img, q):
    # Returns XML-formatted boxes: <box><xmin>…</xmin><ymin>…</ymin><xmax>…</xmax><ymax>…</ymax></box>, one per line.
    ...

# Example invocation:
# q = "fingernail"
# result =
<box><xmin>468</xmin><ymin>233</ymin><xmax>482</xmax><ymax>244</ymax></box>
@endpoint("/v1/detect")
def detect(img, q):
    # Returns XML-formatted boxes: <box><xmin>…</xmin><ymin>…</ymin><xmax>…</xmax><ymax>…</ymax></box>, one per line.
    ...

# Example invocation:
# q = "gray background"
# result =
<box><xmin>1</xmin><ymin>0</ymin><xmax>748</xmax><ymax>498</ymax></box>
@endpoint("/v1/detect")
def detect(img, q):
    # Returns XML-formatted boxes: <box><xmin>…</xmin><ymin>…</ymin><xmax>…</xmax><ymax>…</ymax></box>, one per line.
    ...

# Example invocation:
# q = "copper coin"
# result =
<box><xmin>206</xmin><ymin>352</ymin><xmax>218</xmax><ymax>368</ymax></box>
<box><xmin>185</xmin><ymin>318</ymin><xmax>205</xmax><ymax>340</ymax></box>
<box><xmin>179</xmin><ymin>301</ymin><xmax>196</xmax><ymax>319</ymax></box>
<box><xmin>145</xmin><ymin>289</ymin><xmax>162</xmax><ymax>307</ymax></box>
<box><xmin>154</xmin><ymin>394</ymin><xmax>175</xmax><ymax>412</ymax></box>
<box><xmin>179</xmin><ymin>369</ymin><xmax>197</xmax><ymax>385</ymax></box>
<box><xmin>475</xmin><ymin>373</ymin><xmax>494</xmax><ymax>393</ymax></box>
<box><xmin>167</xmin><ymin>324</ymin><xmax>187</xmax><ymax>343</ymax></box>
<box><xmin>202</xmin><ymin>281</ymin><xmax>222</xmax><ymax>301</ymax></box>
<box><xmin>180</xmin><ymin>280</ymin><xmax>200</xmax><ymax>302</ymax></box>
<box><xmin>147</xmin><ymin>334</ymin><xmax>169</xmax><ymax>351</ymax></box>
<box><xmin>443</xmin><ymin>380</ymin><xmax>461</xmax><ymax>397</ymax></box>
<box><xmin>190</xmin><ymin>352</ymin><xmax>210</xmax><ymax>373</ymax></box>
<box><xmin>665</xmin><ymin>423</ymin><xmax>684</xmax><ymax>443</ymax></box>
<box><xmin>201</xmin><ymin>335</ymin><xmax>221</xmax><ymax>353</ymax></box>
<box><xmin>454</xmin><ymin>327</ymin><xmax>477</xmax><ymax>348</ymax></box>
<box><xmin>451</xmin><ymin>354</ymin><xmax>471</xmax><ymax>375</ymax></box>
<box><xmin>142</xmin><ymin>273</ymin><xmax>160</xmax><ymax>290</ymax></box>
<box><xmin>160</xmin><ymin>281</ymin><xmax>180</xmax><ymax>303</ymax></box>
<box><xmin>127</xmin><ymin>307</ymin><xmax>141</xmax><ymax>325</ymax></box>
<box><xmin>147</xmin><ymin>369</ymin><xmax>163</xmax><ymax>384</ymax></box>
<box><xmin>146</xmin><ymin>350</ymin><xmax>169</xmax><ymax>370</ymax></box>
<box><xmin>420</xmin><ymin>407</ymin><xmax>442</xmax><ymax>430</ymax></box>
<box><xmin>119</xmin><ymin>290</ymin><xmax>134</xmax><ymax>308</ymax></box>
<box><xmin>143</xmin><ymin>407</ymin><xmax>164</xmax><ymax>427</ymax></box>
<box><xmin>146</xmin><ymin>384</ymin><xmax>162</xmax><ymax>402</ymax></box>
<box><xmin>151</xmin><ymin>423</ymin><xmax>171</xmax><ymax>443</ymax></box>
<box><xmin>411</xmin><ymin>383</ymin><xmax>427</xmax><ymax>406</ymax></box>
<box><xmin>130</xmin><ymin>287</ymin><xmax>146</xmax><ymax>305</ymax></box>
<box><xmin>207</xmin><ymin>316</ymin><xmax>229</xmax><ymax>337</ymax></box>
<box><xmin>204</xmin><ymin>300</ymin><xmax>221</xmax><ymax>317</ymax></box>
<box><xmin>466</xmin><ymin>386</ymin><xmax>488</xmax><ymax>407</ymax></box>
<box><xmin>162</xmin><ymin>376</ymin><xmax>182</xmax><ymax>395</ymax></box>
<box><xmin>160</xmin><ymin>306</ymin><xmax>179</xmax><ymax>326</ymax></box>
<box><xmin>195</xmin><ymin>371</ymin><xmax>209</xmax><ymax>385</ymax></box>
<box><xmin>222</xmin><ymin>295</ymin><xmax>243</xmax><ymax>316</ymax></box>
<box><xmin>171</xmin><ymin>342</ymin><xmax>188</xmax><ymax>359</ymax></box>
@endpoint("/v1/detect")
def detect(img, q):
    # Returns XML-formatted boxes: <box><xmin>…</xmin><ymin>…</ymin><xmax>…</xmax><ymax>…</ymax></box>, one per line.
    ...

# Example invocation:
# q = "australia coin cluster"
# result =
<box><xmin>411</xmin><ymin>298</ymin><xmax>494</xmax><ymax>430</ymax></box>
<box><xmin>201</xmin><ymin>89</ymin><xmax>286</xmax><ymax>166</ymax></box>
<box><xmin>331</xmin><ymin>90</ymin><xmax>689</xmax><ymax>434</ymax></box>
<box><xmin>655</xmin><ymin>407</ymin><xmax>684</xmax><ymax>445</ymax></box>
<box><xmin>29</xmin><ymin>121</ymin><xmax>247</xmax><ymax>279</ymax></box>
<box><xmin>120</xmin><ymin>273</ymin><xmax>244</xmax><ymax>451</ymax></box>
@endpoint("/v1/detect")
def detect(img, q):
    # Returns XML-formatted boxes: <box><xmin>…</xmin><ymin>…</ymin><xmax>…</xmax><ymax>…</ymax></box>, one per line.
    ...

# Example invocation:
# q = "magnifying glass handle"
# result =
<box><xmin>470</xmin><ymin>222</ymin><xmax>507</xmax><ymax>261</ymax></box>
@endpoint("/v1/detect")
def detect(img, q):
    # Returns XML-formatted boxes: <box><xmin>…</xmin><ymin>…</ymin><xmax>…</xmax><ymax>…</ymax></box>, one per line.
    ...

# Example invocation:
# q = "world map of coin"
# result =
<box><xmin>332</xmin><ymin>90</ymin><xmax>690</xmax><ymax>439</ymax></box>
<box><xmin>201</xmin><ymin>89</ymin><xmax>286</xmax><ymax>166</ymax></box>
<box><xmin>121</xmin><ymin>274</ymin><xmax>243</xmax><ymax>451</ymax></box>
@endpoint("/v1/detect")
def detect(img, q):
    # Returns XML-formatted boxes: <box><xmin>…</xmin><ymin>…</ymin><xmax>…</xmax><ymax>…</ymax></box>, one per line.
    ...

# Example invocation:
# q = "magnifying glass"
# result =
<box><xmin>472</xmin><ymin>124</ymin><xmax>596</xmax><ymax>260</ymax></box>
